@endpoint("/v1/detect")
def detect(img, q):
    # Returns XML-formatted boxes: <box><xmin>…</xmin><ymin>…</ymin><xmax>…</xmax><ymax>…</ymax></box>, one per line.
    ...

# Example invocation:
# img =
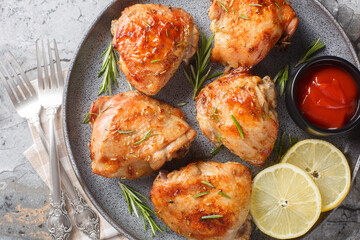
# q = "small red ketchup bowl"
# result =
<box><xmin>286</xmin><ymin>56</ymin><xmax>360</xmax><ymax>136</ymax></box>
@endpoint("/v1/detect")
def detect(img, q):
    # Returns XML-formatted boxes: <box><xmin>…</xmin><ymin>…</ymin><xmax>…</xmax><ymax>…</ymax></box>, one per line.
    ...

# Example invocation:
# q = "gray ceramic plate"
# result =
<box><xmin>63</xmin><ymin>0</ymin><xmax>360</xmax><ymax>239</ymax></box>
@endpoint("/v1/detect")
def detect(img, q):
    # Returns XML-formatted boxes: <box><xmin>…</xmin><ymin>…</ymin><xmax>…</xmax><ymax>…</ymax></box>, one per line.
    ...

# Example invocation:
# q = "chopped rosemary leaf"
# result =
<box><xmin>166</xmin><ymin>29</ymin><xmax>168</xmax><ymax>37</ymax></box>
<box><xmin>151</xmin><ymin>59</ymin><xmax>162</xmax><ymax>63</ymax></box>
<box><xmin>165</xmin><ymin>225</ymin><xmax>168</xmax><ymax>232</ymax></box>
<box><xmin>295</xmin><ymin>38</ymin><xmax>325</xmax><ymax>67</ymax></box>
<box><xmin>274</xmin><ymin>132</ymin><xmax>286</xmax><ymax>160</ymax></box>
<box><xmin>239</xmin><ymin>14</ymin><xmax>250</xmax><ymax>20</ymax></box>
<box><xmin>82</xmin><ymin>104</ymin><xmax>111</xmax><ymax>124</ymax></box>
<box><xmin>231</xmin><ymin>115</ymin><xmax>244</xmax><ymax>139</ymax></box>
<box><xmin>261</xmin><ymin>113</ymin><xmax>265</xmax><ymax>121</ymax></box>
<box><xmin>273</xmin><ymin>64</ymin><xmax>289</xmax><ymax>97</ymax></box>
<box><xmin>176</xmin><ymin>42</ymin><xmax>185</xmax><ymax>47</ymax></box>
<box><xmin>229</xmin><ymin>0</ymin><xmax>234</xmax><ymax>7</ymax></box>
<box><xmin>215</xmin><ymin>108</ymin><xmax>218</xmax><ymax>113</ymax></box>
<box><xmin>249</xmin><ymin>3</ymin><xmax>263</xmax><ymax>7</ymax></box>
<box><xmin>134</xmin><ymin>129</ymin><xmax>158</xmax><ymax>145</ymax></box>
<box><xmin>222</xmin><ymin>90</ymin><xmax>228</xmax><ymax>98</ymax></box>
<box><xmin>117</xmin><ymin>130</ymin><xmax>136</xmax><ymax>134</ymax></box>
<box><xmin>118</xmin><ymin>182</ymin><xmax>163</xmax><ymax>236</ymax></box>
<box><xmin>266</xmin><ymin>113</ymin><xmax>271</xmax><ymax>119</ymax></box>
<box><xmin>212</xmin><ymin>114</ymin><xmax>219</xmax><ymax>122</ymax></box>
<box><xmin>201</xmin><ymin>215</ymin><xmax>223</xmax><ymax>220</ymax></box>
<box><xmin>142</xmin><ymin>20</ymin><xmax>151</xmax><ymax>28</ymax></box>
<box><xmin>211</xmin><ymin>145</ymin><xmax>223</xmax><ymax>155</ymax></box>
<box><xmin>217</xmin><ymin>1</ymin><xmax>228</xmax><ymax>12</ymax></box>
<box><xmin>201</xmin><ymin>181</ymin><xmax>215</xmax><ymax>188</ymax></box>
<box><xmin>177</xmin><ymin>102</ymin><xmax>187</xmax><ymax>107</ymax></box>
<box><xmin>193</xmin><ymin>191</ymin><xmax>210</xmax><ymax>198</ymax></box>
<box><xmin>218</xmin><ymin>133</ymin><xmax>221</xmax><ymax>145</ymax></box>
<box><xmin>232</xmin><ymin>7</ymin><xmax>235</xmax><ymax>14</ymax></box>
<box><xmin>218</xmin><ymin>191</ymin><xmax>231</xmax><ymax>199</ymax></box>
<box><xmin>274</xmin><ymin>1</ymin><xmax>281</xmax><ymax>9</ymax></box>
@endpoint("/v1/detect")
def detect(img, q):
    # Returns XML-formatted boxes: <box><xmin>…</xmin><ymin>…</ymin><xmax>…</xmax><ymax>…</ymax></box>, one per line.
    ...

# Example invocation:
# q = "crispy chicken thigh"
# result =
<box><xmin>209</xmin><ymin>0</ymin><xmax>298</xmax><ymax>71</ymax></box>
<box><xmin>111</xmin><ymin>4</ymin><xmax>199</xmax><ymax>95</ymax></box>
<box><xmin>196</xmin><ymin>71</ymin><xmax>278</xmax><ymax>166</ymax></box>
<box><xmin>88</xmin><ymin>91</ymin><xmax>196</xmax><ymax>179</ymax></box>
<box><xmin>151</xmin><ymin>161</ymin><xmax>252</xmax><ymax>240</ymax></box>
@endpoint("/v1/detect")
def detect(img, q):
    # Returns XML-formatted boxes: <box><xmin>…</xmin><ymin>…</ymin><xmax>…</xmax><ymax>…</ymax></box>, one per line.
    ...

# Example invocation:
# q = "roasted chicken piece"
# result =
<box><xmin>88</xmin><ymin>91</ymin><xmax>196</xmax><ymax>179</ymax></box>
<box><xmin>196</xmin><ymin>71</ymin><xmax>278</xmax><ymax>166</ymax></box>
<box><xmin>111</xmin><ymin>4</ymin><xmax>199</xmax><ymax>95</ymax></box>
<box><xmin>151</xmin><ymin>161</ymin><xmax>252</xmax><ymax>240</ymax></box>
<box><xmin>209</xmin><ymin>0</ymin><xmax>298</xmax><ymax>71</ymax></box>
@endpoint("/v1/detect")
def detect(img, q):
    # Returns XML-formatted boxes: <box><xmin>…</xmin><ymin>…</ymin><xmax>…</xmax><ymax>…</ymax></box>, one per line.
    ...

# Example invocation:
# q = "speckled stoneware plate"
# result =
<box><xmin>63</xmin><ymin>0</ymin><xmax>360</xmax><ymax>239</ymax></box>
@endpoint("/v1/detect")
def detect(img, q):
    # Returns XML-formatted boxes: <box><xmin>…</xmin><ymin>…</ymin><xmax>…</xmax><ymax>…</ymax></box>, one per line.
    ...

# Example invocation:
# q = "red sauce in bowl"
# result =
<box><xmin>296</xmin><ymin>65</ymin><xmax>359</xmax><ymax>129</ymax></box>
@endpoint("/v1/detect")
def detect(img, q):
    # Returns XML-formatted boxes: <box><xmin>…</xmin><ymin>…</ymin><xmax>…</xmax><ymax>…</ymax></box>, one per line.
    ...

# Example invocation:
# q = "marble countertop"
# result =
<box><xmin>0</xmin><ymin>0</ymin><xmax>359</xmax><ymax>239</ymax></box>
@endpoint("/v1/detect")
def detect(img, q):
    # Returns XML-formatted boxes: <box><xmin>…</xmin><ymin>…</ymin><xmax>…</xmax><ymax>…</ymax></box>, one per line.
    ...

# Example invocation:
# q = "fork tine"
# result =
<box><xmin>41</xmin><ymin>40</ymin><xmax>51</xmax><ymax>90</ymax></box>
<box><xmin>53</xmin><ymin>39</ymin><xmax>64</xmax><ymax>87</ymax></box>
<box><xmin>0</xmin><ymin>65</ymin><xmax>18</xmax><ymax>104</ymax></box>
<box><xmin>5</xmin><ymin>56</ymin><xmax>31</xmax><ymax>98</ymax></box>
<box><xmin>36</xmin><ymin>40</ymin><xmax>44</xmax><ymax>91</ymax></box>
<box><xmin>0</xmin><ymin>61</ymin><xmax>24</xmax><ymax>101</ymax></box>
<box><xmin>7</xmin><ymin>51</ymin><xmax>37</xmax><ymax>96</ymax></box>
<box><xmin>47</xmin><ymin>40</ymin><xmax>58</xmax><ymax>89</ymax></box>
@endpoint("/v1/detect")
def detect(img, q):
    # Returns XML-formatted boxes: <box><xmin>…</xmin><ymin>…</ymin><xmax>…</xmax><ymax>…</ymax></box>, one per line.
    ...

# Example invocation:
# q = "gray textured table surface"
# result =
<box><xmin>0</xmin><ymin>0</ymin><xmax>359</xmax><ymax>239</ymax></box>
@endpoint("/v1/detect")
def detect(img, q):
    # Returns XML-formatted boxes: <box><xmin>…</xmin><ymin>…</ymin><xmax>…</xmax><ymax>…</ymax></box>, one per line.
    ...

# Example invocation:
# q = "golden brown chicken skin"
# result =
<box><xmin>88</xmin><ymin>91</ymin><xmax>196</xmax><ymax>179</ymax></box>
<box><xmin>209</xmin><ymin>0</ymin><xmax>298</xmax><ymax>71</ymax></box>
<box><xmin>112</xmin><ymin>4</ymin><xmax>199</xmax><ymax>95</ymax></box>
<box><xmin>150</xmin><ymin>161</ymin><xmax>252</xmax><ymax>240</ymax></box>
<box><xmin>196</xmin><ymin>71</ymin><xmax>278</xmax><ymax>166</ymax></box>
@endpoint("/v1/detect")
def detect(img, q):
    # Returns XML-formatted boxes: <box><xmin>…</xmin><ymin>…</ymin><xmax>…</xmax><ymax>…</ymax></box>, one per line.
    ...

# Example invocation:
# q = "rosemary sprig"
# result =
<box><xmin>184</xmin><ymin>33</ymin><xmax>223</xmax><ymax>100</ymax></box>
<box><xmin>118</xmin><ymin>182</ymin><xmax>163</xmax><ymax>236</ymax></box>
<box><xmin>231</xmin><ymin>115</ymin><xmax>244</xmax><ymax>139</ymax></box>
<box><xmin>134</xmin><ymin>129</ymin><xmax>158</xmax><ymax>145</ymax></box>
<box><xmin>193</xmin><ymin>192</ymin><xmax>210</xmax><ymax>198</ymax></box>
<box><xmin>217</xmin><ymin>1</ymin><xmax>228</xmax><ymax>12</ymax></box>
<box><xmin>117</xmin><ymin>130</ymin><xmax>136</xmax><ymax>134</ymax></box>
<box><xmin>273</xmin><ymin>64</ymin><xmax>289</xmax><ymax>97</ymax></box>
<box><xmin>98</xmin><ymin>43</ymin><xmax>119</xmax><ymax>96</ymax></box>
<box><xmin>201</xmin><ymin>180</ymin><xmax>215</xmax><ymax>188</ymax></box>
<box><xmin>82</xmin><ymin>105</ymin><xmax>111</xmax><ymax>124</ymax></box>
<box><xmin>295</xmin><ymin>38</ymin><xmax>325</xmax><ymax>67</ymax></box>
<box><xmin>201</xmin><ymin>215</ymin><xmax>223</xmax><ymax>220</ymax></box>
<box><xmin>249</xmin><ymin>3</ymin><xmax>263</xmax><ymax>7</ymax></box>
<box><xmin>218</xmin><ymin>191</ymin><xmax>231</xmax><ymax>199</ymax></box>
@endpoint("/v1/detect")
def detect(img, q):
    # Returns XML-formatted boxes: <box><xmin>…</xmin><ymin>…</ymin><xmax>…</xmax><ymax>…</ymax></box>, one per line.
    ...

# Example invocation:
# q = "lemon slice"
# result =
<box><xmin>250</xmin><ymin>163</ymin><xmax>321</xmax><ymax>239</ymax></box>
<box><xmin>282</xmin><ymin>139</ymin><xmax>351</xmax><ymax>212</ymax></box>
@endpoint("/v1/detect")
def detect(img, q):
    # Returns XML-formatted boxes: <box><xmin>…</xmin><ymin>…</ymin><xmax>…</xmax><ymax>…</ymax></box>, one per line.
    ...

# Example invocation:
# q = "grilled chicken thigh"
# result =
<box><xmin>209</xmin><ymin>0</ymin><xmax>298</xmax><ymax>71</ymax></box>
<box><xmin>196</xmin><ymin>71</ymin><xmax>278</xmax><ymax>166</ymax></box>
<box><xmin>88</xmin><ymin>91</ymin><xmax>196</xmax><ymax>179</ymax></box>
<box><xmin>151</xmin><ymin>161</ymin><xmax>252</xmax><ymax>240</ymax></box>
<box><xmin>111</xmin><ymin>4</ymin><xmax>199</xmax><ymax>95</ymax></box>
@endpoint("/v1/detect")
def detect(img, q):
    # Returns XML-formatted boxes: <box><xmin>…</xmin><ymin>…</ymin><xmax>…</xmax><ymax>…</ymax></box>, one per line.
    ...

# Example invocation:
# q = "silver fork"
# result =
<box><xmin>0</xmin><ymin>49</ymin><xmax>100</xmax><ymax>239</ymax></box>
<box><xmin>36</xmin><ymin>39</ymin><xmax>72</xmax><ymax>240</ymax></box>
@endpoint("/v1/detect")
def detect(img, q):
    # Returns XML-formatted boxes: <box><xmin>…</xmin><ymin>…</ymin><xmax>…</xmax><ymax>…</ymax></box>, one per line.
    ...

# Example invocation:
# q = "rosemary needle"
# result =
<box><xmin>238</xmin><ymin>14</ymin><xmax>250</xmax><ymax>20</ymax></box>
<box><xmin>201</xmin><ymin>181</ymin><xmax>216</xmax><ymax>188</ymax></box>
<box><xmin>177</xmin><ymin>102</ymin><xmax>187</xmax><ymax>107</ymax></box>
<box><xmin>118</xmin><ymin>182</ymin><xmax>163</xmax><ymax>236</ymax></box>
<box><xmin>201</xmin><ymin>215</ymin><xmax>223</xmax><ymax>220</ymax></box>
<box><xmin>151</xmin><ymin>59</ymin><xmax>162</xmax><ymax>63</ymax></box>
<box><xmin>142</xmin><ymin>20</ymin><xmax>151</xmax><ymax>27</ymax></box>
<box><xmin>218</xmin><ymin>191</ymin><xmax>231</xmax><ymax>199</ymax></box>
<box><xmin>231</xmin><ymin>115</ymin><xmax>244</xmax><ymax>139</ymax></box>
<box><xmin>193</xmin><ymin>192</ymin><xmax>210</xmax><ymax>198</ymax></box>
<box><xmin>249</xmin><ymin>3</ymin><xmax>263</xmax><ymax>7</ymax></box>
<box><xmin>117</xmin><ymin>130</ymin><xmax>136</xmax><ymax>134</ymax></box>
<box><xmin>217</xmin><ymin>1</ymin><xmax>228</xmax><ymax>12</ymax></box>
<box><xmin>211</xmin><ymin>145</ymin><xmax>224</xmax><ymax>155</ymax></box>
<box><xmin>82</xmin><ymin>105</ymin><xmax>111</xmax><ymax>124</ymax></box>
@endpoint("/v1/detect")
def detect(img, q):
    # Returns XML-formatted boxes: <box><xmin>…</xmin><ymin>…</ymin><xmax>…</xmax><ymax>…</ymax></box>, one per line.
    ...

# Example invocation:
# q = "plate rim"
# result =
<box><xmin>62</xmin><ymin>0</ymin><xmax>360</xmax><ymax>239</ymax></box>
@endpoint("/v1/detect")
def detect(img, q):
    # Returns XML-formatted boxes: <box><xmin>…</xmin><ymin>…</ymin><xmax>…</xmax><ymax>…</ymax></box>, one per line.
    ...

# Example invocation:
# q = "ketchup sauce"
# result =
<box><xmin>296</xmin><ymin>65</ymin><xmax>359</xmax><ymax>129</ymax></box>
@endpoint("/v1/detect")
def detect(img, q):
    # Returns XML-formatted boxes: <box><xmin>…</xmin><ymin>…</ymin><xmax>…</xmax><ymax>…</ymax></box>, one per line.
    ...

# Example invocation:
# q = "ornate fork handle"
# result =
<box><xmin>29</xmin><ymin>113</ymin><xmax>100</xmax><ymax>239</ymax></box>
<box><xmin>46</xmin><ymin>107</ymin><xmax>72</xmax><ymax>240</ymax></box>
<box><xmin>67</xmin><ymin>188</ymin><xmax>100</xmax><ymax>240</ymax></box>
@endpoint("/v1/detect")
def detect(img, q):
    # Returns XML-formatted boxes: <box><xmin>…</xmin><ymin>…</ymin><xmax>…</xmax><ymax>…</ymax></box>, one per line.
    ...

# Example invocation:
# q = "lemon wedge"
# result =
<box><xmin>250</xmin><ymin>163</ymin><xmax>321</xmax><ymax>239</ymax></box>
<box><xmin>282</xmin><ymin>139</ymin><xmax>351</xmax><ymax>212</ymax></box>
